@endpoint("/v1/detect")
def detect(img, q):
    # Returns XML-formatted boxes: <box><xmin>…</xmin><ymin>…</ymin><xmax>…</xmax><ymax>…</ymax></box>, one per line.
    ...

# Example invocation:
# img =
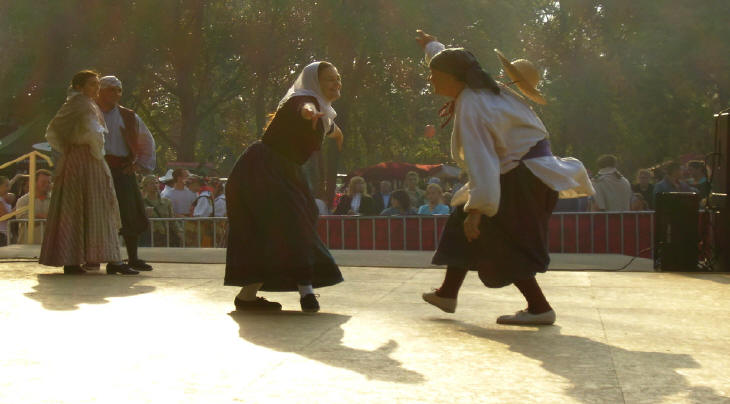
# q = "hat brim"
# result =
<box><xmin>495</xmin><ymin>49</ymin><xmax>547</xmax><ymax>105</ymax></box>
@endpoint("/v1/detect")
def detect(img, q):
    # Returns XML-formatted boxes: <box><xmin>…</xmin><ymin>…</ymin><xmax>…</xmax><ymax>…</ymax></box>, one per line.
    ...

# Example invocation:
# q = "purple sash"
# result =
<box><xmin>521</xmin><ymin>138</ymin><xmax>552</xmax><ymax>161</ymax></box>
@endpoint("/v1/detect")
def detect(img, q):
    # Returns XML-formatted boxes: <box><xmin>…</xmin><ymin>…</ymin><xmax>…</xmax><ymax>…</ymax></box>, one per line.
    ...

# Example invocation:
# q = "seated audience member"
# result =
<box><xmin>401</xmin><ymin>170</ymin><xmax>425</xmax><ymax>208</ymax></box>
<box><xmin>140</xmin><ymin>175</ymin><xmax>181</xmax><ymax>246</ymax></box>
<box><xmin>161</xmin><ymin>168</ymin><xmax>196</xmax><ymax>217</ymax></box>
<box><xmin>0</xmin><ymin>176</ymin><xmax>12</xmax><ymax>246</ymax></box>
<box><xmin>630</xmin><ymin>192</ymin><xmax>649</xmax><ymax>211</ymax></box>
<box><xmin>334</xmin><ymin>176</ymin><xmax>377</xmax><ymax>215</ymax></box>
<box><xmin>442</xmin><ymin>191</ymin><xmax>453</xmax><ymax>209</ymax></box>
<box><xmin>632</xmin><ymin>169</ymin><xmax>655</xmax><ymax>210</ymax></box>
<box><xmin>653</xmin><ymin>162</ymin><xmax>695</xmax><ymax>207</ymax></box>
<box><xmin>418</xmin><ymin>183</ymin><xmax>450</xmax><ymax>215</ymax></box>
<box><xmin>686</xmin><ymin>160</ymin><xmax>711</xmax><ymax>200</ymax></box>
<box><xmin>372</xmin><ymin>180</ymin><xmax>393</xmax><ymax>213</ymax></box>
<box><xmin>380</xmin><ymin>190</ymin><xmax>416</xmax><ymax>216</ymax></box>
<box><xmin>16</xmin><ymin>169</ymin><xmax>52</xmax><ymax>244</ymax></box>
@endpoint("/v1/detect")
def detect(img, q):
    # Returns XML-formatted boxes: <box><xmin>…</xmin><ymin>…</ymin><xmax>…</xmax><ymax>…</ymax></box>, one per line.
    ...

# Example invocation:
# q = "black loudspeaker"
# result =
<box><xmin>654</xmin><ymin>192</ymin><xmax>700</xmax><ymax>271</ymax></box>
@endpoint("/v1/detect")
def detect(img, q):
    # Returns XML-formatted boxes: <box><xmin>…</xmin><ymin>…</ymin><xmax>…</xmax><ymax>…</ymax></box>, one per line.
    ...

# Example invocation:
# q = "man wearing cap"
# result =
<box><xmin>97</xmin><ymin>75</ymin><xmax>156</xmax><ymax>272</ymax></box>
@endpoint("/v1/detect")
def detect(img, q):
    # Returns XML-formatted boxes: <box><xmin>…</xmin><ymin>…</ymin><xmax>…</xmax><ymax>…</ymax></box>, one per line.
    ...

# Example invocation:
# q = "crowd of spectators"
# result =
<box><xmin>581</xmin><ymin>155</ymin><xmax>712</xmax><ymax>213</ymax></box>
<box><xmin>326</xmin><ymin>170</ymin><xmax>455</xmax><ymax>216</ymax></box>
<box><xmin>0</xmin><ymin>154</ymin><xmax>716</xmax><ymax>246</ymax></box>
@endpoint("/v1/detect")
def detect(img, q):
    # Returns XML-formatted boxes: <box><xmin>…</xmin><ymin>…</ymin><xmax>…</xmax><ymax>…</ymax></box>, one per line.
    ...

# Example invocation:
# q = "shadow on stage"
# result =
<box><xmin>25</xmin><ymin>273</ymin><xmax>156</xmax><ymax>311</ymax></box>
<box><xmin>229</xmin><ymin>310</ymin><xmax>425</xmax><ymax>384</ymax></box>
<box><xmin>677</xmin><ymin>273</ymin><xmax>730</xmax><ymax>285</ymax></box>
<box><xmin>429</xmin><ymin>319</ymin><xmax>724</xmax><ymax>403</ymax></box>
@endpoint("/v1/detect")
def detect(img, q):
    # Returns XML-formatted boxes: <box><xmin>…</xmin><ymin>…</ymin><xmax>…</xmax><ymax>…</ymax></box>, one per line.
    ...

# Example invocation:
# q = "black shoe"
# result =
<box><xmin>63</xmin><ymin>265</ymin><xmax>86</xmax><ymax>275</ymax></box>
<box><xmin>128</xmin><ymin>259</ymin><xmax>153</xmax><ymax>271</ymax></box>
<box><xmin>234</xmin><ymin>297</ymin><xmax>282</xmax><ymax>311</ymax></box>
<box><xmin>300</xmin><ymin>294</ymin><xmax>320</xmax><ymax>313</ymax></box>
<box><xmin>106</xmin><ymin>263</ymin><xmax>139</xmax><ymax>275</ymax></box>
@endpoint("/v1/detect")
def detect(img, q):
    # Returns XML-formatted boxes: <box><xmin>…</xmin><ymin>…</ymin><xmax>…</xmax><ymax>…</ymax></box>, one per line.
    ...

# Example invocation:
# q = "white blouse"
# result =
<box><xmin>425</xmin><ymin>41</ymin><xmax>594</xmax><ymax>217</ymax></box>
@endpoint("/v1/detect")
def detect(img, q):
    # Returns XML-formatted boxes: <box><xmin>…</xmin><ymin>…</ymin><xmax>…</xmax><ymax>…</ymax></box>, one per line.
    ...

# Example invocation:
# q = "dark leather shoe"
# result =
<box><xmin>63</xmin><ymin>265</ymin><xmax>86</xmax><ymax>275</ymax></box>
<box><xmin>128</xmin><ymin>259</ymin><xmax>153</xmax><ymax>271</ymax></box>
<box><xmin>234</xmin><ymin>297</ymin><xmax>282</xmax><ymax>311</ymax></box>
<box><xmin>106</xmin><ymin>263</ymin><xmax>139</xmax><ymax>275</ymax></box>
<box><xmin>300</xmin><ymin>294</ymin><xmax>320</xmax><ymax>313</ymax></box>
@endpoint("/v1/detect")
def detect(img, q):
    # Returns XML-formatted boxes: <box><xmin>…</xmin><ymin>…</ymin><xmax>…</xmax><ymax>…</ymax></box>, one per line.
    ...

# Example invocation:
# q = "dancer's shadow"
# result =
<box><xmin>25</xmin><ymin>273</ymin><xmax>156</xmax><ymax>311</ymax></box>
<box><xmin>678</xmin><ymin>273</ymin><xmax>730</xmax><ymax>285</ymax></box>
<box><xmin>230</xmin><ymin>311</ymin><xmax>425</xmax><ymax>384</ymax></box>
<box><xmin>431</xmin><ymin>319</ymin><xmax>725</xmax><ymax>403</ymax></box>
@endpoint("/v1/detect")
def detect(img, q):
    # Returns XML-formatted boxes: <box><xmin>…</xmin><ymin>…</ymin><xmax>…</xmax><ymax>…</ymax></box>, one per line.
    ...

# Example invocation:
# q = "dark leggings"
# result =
<box><xmin>437</xmin><ymin>266</ymin><xmax>552</xmax><ymax>314</ymax></box>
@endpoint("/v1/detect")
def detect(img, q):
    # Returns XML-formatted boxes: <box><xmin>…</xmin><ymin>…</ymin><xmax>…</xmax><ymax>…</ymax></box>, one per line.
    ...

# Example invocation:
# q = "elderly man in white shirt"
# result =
<box><xmin>97</xmin><ymin>75</ymin><xmax>156</xmax><ymax>272</ymax></box>
<box><xmin>416</xmin><ymin>30</ymin><xmax>594</xmax><ymax>326</ymax></box>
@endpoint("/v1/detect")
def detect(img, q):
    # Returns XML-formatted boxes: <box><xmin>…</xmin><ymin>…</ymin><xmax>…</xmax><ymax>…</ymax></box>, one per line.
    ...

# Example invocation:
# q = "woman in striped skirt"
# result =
<box><xmin>40</xmin><ymin>70</ymin><xmax>136</xmax><ymax>275</ymax></box>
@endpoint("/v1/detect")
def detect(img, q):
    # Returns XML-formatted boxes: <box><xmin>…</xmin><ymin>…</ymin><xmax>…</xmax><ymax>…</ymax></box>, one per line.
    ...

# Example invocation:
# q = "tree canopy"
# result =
<box><xmin>1</xmin><ymin>0</ymin><xmax>728</xmax><ymax>177</ymax></box>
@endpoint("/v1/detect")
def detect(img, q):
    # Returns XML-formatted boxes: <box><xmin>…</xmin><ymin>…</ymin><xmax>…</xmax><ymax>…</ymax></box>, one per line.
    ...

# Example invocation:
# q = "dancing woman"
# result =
<box><xmin>40</xmin><ymin>70</ymin><xmax>134</xmax><ymax>275</ymax></box>
<box><xmin>225</xmin><ymin>61</ymin><xmax>344</xmax><ymax>313</ymax></box>
<box><xmin>416</xmin><ymin>30</ymin><xmax>594</xmax><ymax>324</ymax></box>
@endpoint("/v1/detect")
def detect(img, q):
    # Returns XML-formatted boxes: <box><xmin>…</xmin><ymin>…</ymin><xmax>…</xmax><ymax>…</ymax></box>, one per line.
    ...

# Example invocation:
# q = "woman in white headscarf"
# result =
<box><xmin>40</xmin><ymin>70</ymin><xmax>135</xmax><ymax>275</ymax></box>
<box><xmin>225</xmin><ymin>61</ymin><xmax>344</xmax><ymax>313</ymax></box>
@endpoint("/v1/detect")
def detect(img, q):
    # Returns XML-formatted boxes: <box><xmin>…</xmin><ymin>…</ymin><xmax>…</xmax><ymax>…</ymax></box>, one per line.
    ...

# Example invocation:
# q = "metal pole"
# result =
<box><xmin>418</xmin><ymin>216</ymin><xmax>423</xmax><ymax>251</ymax></box>
<box><xmin>575</xmin><ymin>213</ymin><xmax>579</xmax><ymax>253</ymax></box>
<box><xmin>620</xmin><ymin>213</ymin><xmax>625</xmax><ymax>255</ymax></box>
<box><xmin>27</xmin><ymin>153</ymin><xmax>36</xmax><ymax>244</ymax></box>
<box><xmin>560</xmin><ymin>214</ymin><xmax>564</xmax><ymax>253</ymax></box>
<box><xmin>197</xmin><ymin>220</ymin><xmax>202</xmax><ymax>247</ymax></box>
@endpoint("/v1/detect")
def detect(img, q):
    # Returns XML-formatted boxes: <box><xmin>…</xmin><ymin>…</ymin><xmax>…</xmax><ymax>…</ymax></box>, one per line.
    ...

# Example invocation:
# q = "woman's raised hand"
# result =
<box><xmin>415</xmin><ymin>29</ymin><xmax>436</xmax><ymax>49</ymax></box>
<box><xmin>301</xmin><ymin>102</ymin><xmax>325</xmax><ymax>130</ymax></box>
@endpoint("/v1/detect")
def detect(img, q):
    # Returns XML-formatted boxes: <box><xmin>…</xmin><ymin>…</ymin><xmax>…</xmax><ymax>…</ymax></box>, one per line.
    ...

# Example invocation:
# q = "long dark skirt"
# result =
<box><xmin>224</xmin><ymin>141</ymin><xmax>343</xmax><ymax>291</ymax></box>
<box><xmin>109</xmin><ymin>166</ymin><xmax>149</xmax><ymax>237</ymax></box>
<box><xmin>432</xmin><ymin>163</ymin><xmax>558</xmax><ymax>288</ymax></box>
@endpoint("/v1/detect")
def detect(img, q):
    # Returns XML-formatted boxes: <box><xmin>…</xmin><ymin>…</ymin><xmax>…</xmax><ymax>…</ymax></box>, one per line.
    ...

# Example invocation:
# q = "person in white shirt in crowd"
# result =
<box><xmin>187</xmin><ymin>175</ymin><xmax>216</xmax><ymax>247</ymax></box>
<box><xmin>211</xmin><ymin>178</ymin><xmax>227</xmax><ymax>218</ymax></box>
<box><xmin>188</xmin><ymin>175</ymin><xmax>213</xmax><ymax>217</ymax></box>
<box><xmin>161</xmin><ymin>168</ymin><xmax>197</xmax><ymax>217</ymax></box>
<box><xmin>418</xmin><ymin>183</ymin><xmax>451</xmax><ymax>215</ymax></box>
<box><xmin>15</xmin><ymin>169</ymin><xmax>53</xmax><ymax>244</ymax></box>
<box><xmin>590</xmin><ymin>154</ymin><xmax>632</xmax><ymax>212</ymax></box>
<box><xmin>417</xmin><ymin>30</ymin><xmax>593</xmax><ymax>325</ymax></box>
<box><xmin>96</xmin><ymin>75</ymin><xmax>156</xmax><ymax>272</ymax></box>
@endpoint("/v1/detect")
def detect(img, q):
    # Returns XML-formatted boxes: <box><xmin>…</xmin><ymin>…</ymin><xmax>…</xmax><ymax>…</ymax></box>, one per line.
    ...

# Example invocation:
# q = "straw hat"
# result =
<box><xmin>494</xmin><ymin>49</ymin><xmax>546</xmax><ymax>105</ymax></box>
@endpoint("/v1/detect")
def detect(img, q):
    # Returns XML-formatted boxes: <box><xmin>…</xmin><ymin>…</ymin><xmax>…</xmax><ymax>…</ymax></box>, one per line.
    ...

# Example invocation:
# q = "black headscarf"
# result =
<box><xmin>429</xmin><ymin>48</ymin><xmax>500</xmax><ymax>94</ymax></box>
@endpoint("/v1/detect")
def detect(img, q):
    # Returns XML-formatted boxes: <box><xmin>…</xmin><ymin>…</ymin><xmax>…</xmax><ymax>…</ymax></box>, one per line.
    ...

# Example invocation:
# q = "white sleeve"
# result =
<box><xmin>193</xmin><ymin>196</ymin><xmax>212</xmax><ymax>217</ymax></box>
<box><xmin>457</xmin><ymin>100</ymin><xmax>502</xmax><ymax>217</ymax></box>
<box><xmin>425</xmin><ymin>41</ymin><xmax>446</xmax><ymax>65</ymax></box>
<box><xmin>136</xmin><ymin>114</ymin><xmax>157</xmax><ymax>172</ymax></box>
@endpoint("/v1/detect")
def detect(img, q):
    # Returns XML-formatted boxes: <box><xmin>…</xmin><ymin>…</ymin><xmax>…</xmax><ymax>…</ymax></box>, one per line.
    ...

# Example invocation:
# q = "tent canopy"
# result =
<box><xmin>348</xmin><ymin>161</ymin><xmax>461</xmax><ymax>183</ymax></box>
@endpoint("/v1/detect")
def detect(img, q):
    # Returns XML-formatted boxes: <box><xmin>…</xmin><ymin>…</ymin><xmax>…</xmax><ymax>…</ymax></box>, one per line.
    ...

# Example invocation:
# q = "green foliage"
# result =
<box><xmin>0</xmin><ymin>0</ymin><xmax>728</xmax><ymax>177</ymax></box>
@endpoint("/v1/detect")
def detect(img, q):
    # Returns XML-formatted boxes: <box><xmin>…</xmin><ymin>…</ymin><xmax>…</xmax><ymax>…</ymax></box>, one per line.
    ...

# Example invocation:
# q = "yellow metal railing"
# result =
<box><xmin>0</xmin><ymin>151</ymin><xmax>53</xmax><ymax>244</ymax></box>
